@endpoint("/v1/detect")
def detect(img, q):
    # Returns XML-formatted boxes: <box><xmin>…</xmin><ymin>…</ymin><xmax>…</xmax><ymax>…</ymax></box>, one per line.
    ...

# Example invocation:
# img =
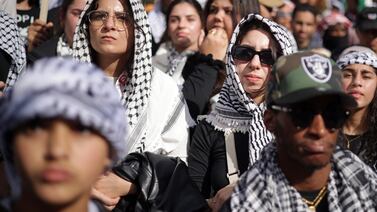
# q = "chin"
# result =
<box><xmin>35</xmin><ymin>185</ymin><xmax>83</xmax><ymax>206</ymax></box>
<box><xmin>300</xmin><ymin>158</ymin><xmax>331</xmax><ymax>170</ymax></box>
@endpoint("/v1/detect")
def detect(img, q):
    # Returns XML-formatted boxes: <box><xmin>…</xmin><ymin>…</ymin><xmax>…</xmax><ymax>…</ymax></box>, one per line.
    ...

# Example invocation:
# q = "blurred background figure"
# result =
<box><xmin>274</xmin><ymin>0</ymin><xmax>295</xmax><ymax>31</ymax></box>
<box><xmin>319</xmin><ymin>6</ymin><xmax>359</xmax><ymax>60</ymax></box>
<box><xmin>355</xmin><ymin>7</ymin><xmax>377</xmax><ymax>53</ymax></box>
<box><xmin>148</xmin><ymin>0</ymin><xmax>173</xmax><ymax>54</ymax></box>
<box><xmin>27</xmin><ymin>0</ymin><xmax>86</xmax><ymax>63</ymax></box>
<box><xmin>259</xmin><ymin>0</ymin><xmax>284</xmax><ymax>19</ymax></box>
<box><xmin>291</xmin><ymin>3</ymin><xmax>322</xmax><ymax>50</ymax></box>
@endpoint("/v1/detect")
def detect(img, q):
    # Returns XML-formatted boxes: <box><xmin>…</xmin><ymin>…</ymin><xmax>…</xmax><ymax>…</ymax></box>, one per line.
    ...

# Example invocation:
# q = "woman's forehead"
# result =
<box><xmin>95</xmin><ymin>0</ymin><xmax>128</xmax><ymax>12</ymax></box>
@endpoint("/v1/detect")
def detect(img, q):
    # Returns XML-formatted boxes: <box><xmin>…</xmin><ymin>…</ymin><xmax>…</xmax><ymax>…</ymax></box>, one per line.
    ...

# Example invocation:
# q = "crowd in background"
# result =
<box><xmin>0</xmin><ymin>0</ymin><xmax>377</xmax><ymax>211</ymax></box>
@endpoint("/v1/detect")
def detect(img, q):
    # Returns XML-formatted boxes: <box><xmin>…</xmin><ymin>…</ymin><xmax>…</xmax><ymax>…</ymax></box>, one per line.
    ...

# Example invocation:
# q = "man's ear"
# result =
<box><xmin>264</xmin><ymin>109</ymin><xmax>276</xmax><ymax>133</ymax></box>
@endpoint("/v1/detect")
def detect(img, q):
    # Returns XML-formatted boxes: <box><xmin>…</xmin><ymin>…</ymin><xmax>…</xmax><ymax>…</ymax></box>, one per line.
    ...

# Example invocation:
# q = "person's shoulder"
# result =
<box><xmin>28</xmin><ymin>36</ymin><xmax>59</xmax><ymax>63</ymax></box>
<box><xmin>151</xmin><ymin>68</ymin><xmax>180</xmax><ymax>92</ymax></box>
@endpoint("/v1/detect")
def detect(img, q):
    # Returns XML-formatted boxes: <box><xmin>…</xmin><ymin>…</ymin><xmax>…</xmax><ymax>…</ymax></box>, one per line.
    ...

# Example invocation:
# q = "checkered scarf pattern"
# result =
<box><xmin>336</xmin><ymin>50</ymin><xmax>377</xmax><ymax>70</ymax></box>
<box><xmin>72</xmin><ymin>0</ymin><xmax>152</xmax><ymax>128</ymax></box>
<box><xmin>230</xmin><ymin>142</ymin><xmax>377</xmax><ymax>211</ymax></box>
<box><xmin>201</xmin><ymin>14</ymin><xmax>297</xmax><ymax>164</ymax></box>
<box><xmin>0</xmin><ymin>11</ymin><xmax>26</xmax><ymax>90</ymax></box>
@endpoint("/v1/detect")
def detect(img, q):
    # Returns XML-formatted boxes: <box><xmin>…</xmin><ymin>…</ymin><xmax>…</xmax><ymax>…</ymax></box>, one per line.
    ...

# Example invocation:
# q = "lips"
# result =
<box><xmin>245</xmin><ymin>74</ymin><xmax>262</xmax><ymax>82</ymax></box>
<box><xmin>176</xmin><ymin>31</ymin><xmax>188</xmax><ymax>38</ymax></box>
<box><xmin>101</xmin><ymin>35</ymin><xmax>116</xmax><ymax>41</ymax></box>
<box><xmin>41</xmin><ymin>168</ymin><xmax>72</xmax><ymax>183</ymax></box>
<box><xmin>348</xmin><ymin>90</ymin><xmax>363</xmax><ymax>99</ymax></box>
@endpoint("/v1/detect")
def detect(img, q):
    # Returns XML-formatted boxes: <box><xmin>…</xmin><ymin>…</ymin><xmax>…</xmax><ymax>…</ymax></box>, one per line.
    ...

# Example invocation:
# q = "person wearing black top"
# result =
<box><xmin>188</xmin><ymin>14</ymin><xmax>297</xmax><ymax>211</ymax></box>
<box><xmin>336</xmin><ymin>46</ymin><xmax>377</xmax><ymax>172</ymax></box>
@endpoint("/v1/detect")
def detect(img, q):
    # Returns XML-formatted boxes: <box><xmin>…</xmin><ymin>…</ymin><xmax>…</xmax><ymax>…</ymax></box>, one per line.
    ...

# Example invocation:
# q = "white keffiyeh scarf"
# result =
<box><xmin>0</xmin><ymin>11</ymin><xmax>26</xmax><ymax>91</ymax></box>
<box><xmin>72</xmin><ymin>0</ymin><xmax>152</xmax><ymax>129</ymax></box>
<box><xmin>336</xmin><ymin>49</ymin><xmax>377</xmax><ymax>70</ymax></box>
<box><xmin>57</xmin><ymin>34</ymin><xmax>73</xmax><ymax>57</ymax></box>
<box><xmin>199</xmin><ymin>14</ymin><xmax>297</xmax><ymax>164</ymax></box>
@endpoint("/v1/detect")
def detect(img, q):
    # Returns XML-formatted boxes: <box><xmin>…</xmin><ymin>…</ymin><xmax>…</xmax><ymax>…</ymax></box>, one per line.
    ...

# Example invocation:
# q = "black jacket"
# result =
<box><xmin>27</xmin><ymin>36</ymin><xmax>59</xmax><ymax>65</ymax></box>
<box><xmin>113</xmin><ymin>152</ymin><xmax>209</xmax><ymax>212</ymax></box>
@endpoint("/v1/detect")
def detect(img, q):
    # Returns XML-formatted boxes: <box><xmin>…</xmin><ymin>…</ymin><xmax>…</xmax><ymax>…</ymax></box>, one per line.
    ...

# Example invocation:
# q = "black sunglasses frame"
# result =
<box><xmin>231</xmin><ymin>45</ymin><xmax>275</xmax><ymax>66</ymax></box>
<box><xmin>270</xmin><ymin>105</ymin><xmax>349</xmax><ymax>130</ymax></box>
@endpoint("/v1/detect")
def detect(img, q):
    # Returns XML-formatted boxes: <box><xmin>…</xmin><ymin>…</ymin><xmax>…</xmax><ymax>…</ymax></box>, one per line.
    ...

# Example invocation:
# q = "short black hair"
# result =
<box><xmin>292</xmin><ymin>4</ymin><xmax>318</xmax><ymax>21</ymax></box>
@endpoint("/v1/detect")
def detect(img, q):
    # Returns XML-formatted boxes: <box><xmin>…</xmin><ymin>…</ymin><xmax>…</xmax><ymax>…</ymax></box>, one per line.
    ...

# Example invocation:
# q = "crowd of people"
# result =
<box><xmin>0</xmin><ymin>0</ymin><xmax>377</xmax><ymax>211</ymax></box>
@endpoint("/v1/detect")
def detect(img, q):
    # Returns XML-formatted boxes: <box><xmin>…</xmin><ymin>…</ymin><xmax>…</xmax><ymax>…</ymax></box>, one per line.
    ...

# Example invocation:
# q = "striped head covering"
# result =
<box><xmin>336</xmin><ymin>47</ymin><xmax>377</xmax><ymax>70</ymax></box>
<box><xmin>201</xmin><ymin>14</ymin><xmax>297</xmax><ymax>164</ymax></box>
<box><xmin>72</xmin><ymin>0</ymin><xmax>153</xmax><ymax>129</ymax></box>
<box><xmin>0</xmin><ymin>57</ymin><xmax>127</xmax><ymax>198</ymax></box>
<box><xmin>0</xmin><ymin>10</ymin><xmax>26</xmax><ymax>91</ymax></box>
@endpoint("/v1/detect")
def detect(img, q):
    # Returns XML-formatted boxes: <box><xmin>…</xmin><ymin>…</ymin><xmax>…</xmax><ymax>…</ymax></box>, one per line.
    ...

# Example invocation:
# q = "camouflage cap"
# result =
<box><xmin>266</xmin><ymin>51</ymin><xmax>356</xmax><ymax>108</ymax></box>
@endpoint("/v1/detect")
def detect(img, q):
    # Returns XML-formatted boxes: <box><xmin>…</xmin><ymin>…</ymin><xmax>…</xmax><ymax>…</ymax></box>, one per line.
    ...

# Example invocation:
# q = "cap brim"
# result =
<box><xmin>274</xmin><ymin>87</ymin><xmax>357</xmax><ymax>109</ymax></box>
<box><xmin>259</xmin><ymin>0</ymin><xmax>284</xmax><ymax>8</ymax></box>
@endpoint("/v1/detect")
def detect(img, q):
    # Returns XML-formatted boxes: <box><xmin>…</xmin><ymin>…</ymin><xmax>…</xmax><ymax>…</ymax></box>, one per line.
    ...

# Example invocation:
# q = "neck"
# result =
<box><xmin>97</xmin><ymin>54</ymin><xmax>129</xmax><ymax>78</ymax></box>
<box><xmin>298</xmin><ymin>39</ymin><xmax>310</xmax><ymax>50</ymax></box>
<box><xmin>249</xmin><ymin>92</ymin><xmax>265</xmax><ymax>105</ymax></box>
<box><xmin>13</xmin><ymin>190</ymin><xmax>89</xmax><ymax>212</ymax></box>
<box><xmin>278</xmin><ymin>152</ymin><xmax>330</xmax><ymax>191</ymax></box>
<box><xmin>343</xmin><ymin>107</ymin><xmax>368</xmax><ymax>135</ymax></box>
<box><xmin>16</xmin><ymin>0</ymin><xmax>31</xmax><ymax>10</ymax></box>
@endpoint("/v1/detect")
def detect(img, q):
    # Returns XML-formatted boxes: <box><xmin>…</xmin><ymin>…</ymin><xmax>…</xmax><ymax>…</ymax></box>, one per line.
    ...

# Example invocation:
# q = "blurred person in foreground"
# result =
<box><xmin>0</xmin><ymin>57</ymin><xmax>127</xmax><ymax>211</ymax></box>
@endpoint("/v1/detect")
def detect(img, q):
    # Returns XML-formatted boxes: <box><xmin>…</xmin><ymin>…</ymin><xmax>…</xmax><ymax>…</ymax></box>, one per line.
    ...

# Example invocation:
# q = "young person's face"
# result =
<box><xmin>168</xmin><ymin>2</ymin><xmax>202</xmax><ymax>52</ymax></box>
<box><xmin>342</xmin><ymin>64</ymin><xmax>377</xmax><ymax>110</ymax></box>
<box><xmin>88</xmin><ymin>0</ymin><xmax>134</xmax><ymax>57</ymax></box>
<box><xmin>13</xmin><ymin>118</ymin><xmax>111</xmax><ymax>205</ymax></box>
<box><xmin>233</xmin><ymin>29</ymin><xmax>274</xmax><ymax>102</ymax></box>
<box><xmin>291</xmin><ymin>11</ymin><xmax>316</xmax><ymax>47</ymax></box>
<box><xmin>206</xmin><ymin>0</ymin><xmax>233</xmax><ymax>40</ymax></box>
<box><xmin>272</xmin><ymin>96</ymin><xmax>341</xmax><ymax>169</ymax></box>
<box><xmin>63</xmin><ymin>0</ymin><xmax>86</xmax><ymax>47</ymax></box>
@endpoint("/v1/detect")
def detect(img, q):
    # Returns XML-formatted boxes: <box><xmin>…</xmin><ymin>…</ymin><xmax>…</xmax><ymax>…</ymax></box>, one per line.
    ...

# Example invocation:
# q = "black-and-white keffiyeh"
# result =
<box><xmin>57</xmin><ymin>34</ymin><xmax>73</xmax><ymax>57</ymax></box>
<box><xmin>167</xmin><ymin>46</ymin><xmax>194</xmax><ymax>76</ymax></box>
<box><xmin>72</xmin><ymin>0</ymin><xmax>152</xmax><ymax>128</ymax></box>
<box><xmin>230</xmin><ymin>142</ymin><xmax>377</xmax><ymax>211</ymax></box>
<box><xmin>336</xmin><ymin>50</ymin><xmax>377</xmax><ymax>70</ymax></box>
<box><xmin>200</xmin><ymin>14</ymin><xmax>297</xmax><ymax>164</ymax></box>
<box><xmin>0</xmin><ymin>10</ymin><xmax>26</xmax><ymax>90</ymax></box>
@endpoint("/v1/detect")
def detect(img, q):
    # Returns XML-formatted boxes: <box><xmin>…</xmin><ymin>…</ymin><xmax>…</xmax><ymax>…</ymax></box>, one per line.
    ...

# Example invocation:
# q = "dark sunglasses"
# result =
<box><xmin>271</xmin><ymin>105</ymin><xmax>349</xmax><ymax>130</ymax></box>
<box><xmin>231</xmin><ymin>45</ymin><xmax>275</xmax><ymax>65</ymax></box>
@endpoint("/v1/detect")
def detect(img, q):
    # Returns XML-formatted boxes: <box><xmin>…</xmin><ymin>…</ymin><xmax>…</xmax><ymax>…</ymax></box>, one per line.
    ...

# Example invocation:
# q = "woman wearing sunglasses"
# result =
<box><xmin>72</xmin><ymin>0</ymin><xmax>193</xmax><ymax>209</ymax></box>
<box><xmin>188</xmin><ymin>14</ymin><xmax>297</xmax><ymax>211</ymax></box>
<box><xmin>336</xmin><ymin>46</ymin><xmax>377</xmax><ymax>172</ymax></box>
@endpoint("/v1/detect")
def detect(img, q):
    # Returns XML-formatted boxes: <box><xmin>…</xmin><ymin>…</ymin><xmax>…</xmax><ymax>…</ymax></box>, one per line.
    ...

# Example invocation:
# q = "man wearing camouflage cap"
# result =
<box><xmin>224</xmin><ymin>51</ymin><xmax>377</xmax><ymax>211</ymax></box>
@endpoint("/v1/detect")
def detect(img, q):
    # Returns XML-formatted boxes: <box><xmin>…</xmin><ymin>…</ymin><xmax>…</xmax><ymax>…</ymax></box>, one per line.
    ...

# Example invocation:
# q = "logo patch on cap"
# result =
<box><xmin>301</xmin><ymin>54</ymin><xmax>332</xmax><ymax>83</ymax></box>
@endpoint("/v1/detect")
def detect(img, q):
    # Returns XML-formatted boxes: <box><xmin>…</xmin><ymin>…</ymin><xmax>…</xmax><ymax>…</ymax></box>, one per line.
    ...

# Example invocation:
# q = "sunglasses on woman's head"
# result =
<box><xmin>271</xmin><ymin>104</ymin><xmax>349</xmax><ymax>130</ymax></box>
<box><xmin>231</xmin><ymin>45</ymin><xmax>275</xmax><ymax>65</ymax></box>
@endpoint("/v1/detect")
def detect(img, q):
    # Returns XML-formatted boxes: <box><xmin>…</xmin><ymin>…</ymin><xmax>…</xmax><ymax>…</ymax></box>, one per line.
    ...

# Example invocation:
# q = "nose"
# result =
<box><xmin>214</xmin><ymin>9</ymin><xmax>225</xmax><ymax>22</ymax></box>
<box><xmin>178</xmin><ymin>18</ymin><xmax>188</xmax><ymax>28</ymax></box>
<box><xmin>351</xmin><ymin>73</ymin><xmax>362</xmax><ymax>87</ymax></box>
<box><xmin>103</xmin><ymin>15</ymin><xmax>116</xmax><ymax>30</ymax></box>
<box><xmin>249</xmin><ymin>54</ymin><xmax>262</xmax><ymax>70</ymax></box>
<box><xmin>45</xmin><ymin>122</ymin><xmax>70</xmax><ymax>160</ymax></box>
<box><xmin>306</xmin><ymin>114</ymin><xmax>327</xmax><ymax>139</ymax></box>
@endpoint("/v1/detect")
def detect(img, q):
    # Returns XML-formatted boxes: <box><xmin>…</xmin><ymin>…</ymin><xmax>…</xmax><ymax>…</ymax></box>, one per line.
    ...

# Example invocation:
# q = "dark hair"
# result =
<box><xmin>364</xmin><ymin>90</ymin><xmax>377</xmax><ymax>166</ymax></box>
<box><xmin>292</xmin><ymin>3</ymin><xmax>318</xmax><ymax>21</ymax></box>
<box><xmin>232</xmin><ymin>0</ymin><xmax>260</xmax><ymax>25</ymax></box>
<box><xmin>165</xmin><ymin>0</ymin><xmax>204</xmax><ymax>27</ymax></box>
<box><xmin>203</xmin><ymin>0</ymin><xmax>260</xmax><ymax>33</ymax></box>
<box><xmin>235</xmin><ymin>19</ymin><xmax>283</xmax><ymax>60</ymax></box>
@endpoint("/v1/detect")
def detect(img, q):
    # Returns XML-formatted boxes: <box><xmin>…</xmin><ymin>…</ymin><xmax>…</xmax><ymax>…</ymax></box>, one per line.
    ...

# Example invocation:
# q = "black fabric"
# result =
<box><xmin>112</xmin><ymin>152</ymin><xmax>208</xmax><ymax>212</ymax></box>
<box><xmin>0</xmin><ymin>49</ymin><xmax>11</xmax><ymax>83</ymax></box>
<box><xmin>299</xmin><ymin>191</ymin><xmax>329</xmax><ymax>212</ymax></box>
<box><xmin>181</xmin><ymin>53</ymin><xmax>224</xmax><ymax>119</ymax></box>
<box><xmin>188</xmin><ymin>120</ymin><xmax>249</xmax><ymax>198</ymax></box>
<box><xmin>27</xmin><ymin>36</ymin><xmax>59</xmax><ymax>65</ymax></box>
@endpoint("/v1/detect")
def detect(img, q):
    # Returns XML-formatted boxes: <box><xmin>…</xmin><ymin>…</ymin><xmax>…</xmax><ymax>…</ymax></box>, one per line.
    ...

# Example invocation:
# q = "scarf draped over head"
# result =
<box><xmin>230</xmin><ymin>143</ymin><xmax>377</xmax><ymax>211</ymax></box>
<box><xmin>72</xmin><ymin>0</ymin><xmax>153</xmax><ymax>129</ymax></box>
<box><xmin>0</xmin><ymin>11</ymin><xmax>26</xmax><ymax>90</ymax></box>
<box><xmin>200</xmin><ymin>14</ymin><xmax>297</xmax><ymax>164</ymax></box>
<box><xmin>336</xmin><ymin>49</ymin><xmax>377</xmax><ymax>70</ymax></box>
